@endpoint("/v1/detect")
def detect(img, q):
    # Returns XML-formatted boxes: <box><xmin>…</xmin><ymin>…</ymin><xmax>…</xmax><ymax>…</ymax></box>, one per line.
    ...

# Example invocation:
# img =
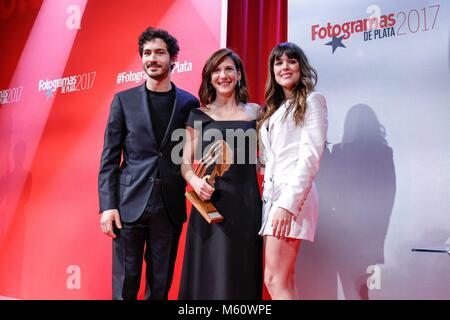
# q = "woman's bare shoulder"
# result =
<box><xmin>243</xmin><ymin>102</ymin><xmax>262</xmax><ymax>119</ymax></box>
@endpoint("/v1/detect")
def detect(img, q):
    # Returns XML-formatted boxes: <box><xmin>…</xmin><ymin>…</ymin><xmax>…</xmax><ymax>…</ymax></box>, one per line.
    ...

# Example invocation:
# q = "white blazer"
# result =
<box><xmin>258</xmin><ymin>92</ymin><xmax>328</xmax><ymax>241</ymax></box>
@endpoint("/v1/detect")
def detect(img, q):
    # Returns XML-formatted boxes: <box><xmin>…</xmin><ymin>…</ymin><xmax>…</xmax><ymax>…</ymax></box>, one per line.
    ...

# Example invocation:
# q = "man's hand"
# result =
<box><xmin>100</xmin><ymin>209</ymin><xmax>122</xmax><ymax>239</ymax></box>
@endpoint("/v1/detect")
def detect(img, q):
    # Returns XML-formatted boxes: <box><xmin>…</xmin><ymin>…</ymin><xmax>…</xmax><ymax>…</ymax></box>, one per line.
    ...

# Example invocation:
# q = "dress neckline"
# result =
<box><xmin>196</xmin><ymin>108</ymin><xmax>256</xmax><ymax>123</ymax></box>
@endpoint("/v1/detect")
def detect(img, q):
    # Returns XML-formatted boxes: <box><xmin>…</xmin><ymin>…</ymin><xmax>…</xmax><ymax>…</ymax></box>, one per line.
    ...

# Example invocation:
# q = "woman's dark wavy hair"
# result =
<box><xmin>258</xmin><ymin>42</ymin><xmax>317</xmax><ymax>131</ymax></box>
<box><xmin>198</xmin><ymin>48</ymin><xmax>249</xmax><ymax>108</ymax></box>
<box><xmin>138</xmin><ymin>27</ymin><xmax>179</xmax><ymax>66</ymax></box>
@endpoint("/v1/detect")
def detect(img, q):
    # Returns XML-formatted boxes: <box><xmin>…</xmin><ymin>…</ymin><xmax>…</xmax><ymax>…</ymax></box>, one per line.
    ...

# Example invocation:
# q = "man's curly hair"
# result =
<box><xmin>138</xmin><ymin>27</ymin><xmax>180</xmax><ymax>59</ymax></box>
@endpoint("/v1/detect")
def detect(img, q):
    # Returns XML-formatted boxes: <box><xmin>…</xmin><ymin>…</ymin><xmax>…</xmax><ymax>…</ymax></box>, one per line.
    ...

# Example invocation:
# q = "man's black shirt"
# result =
<box><xmin>146</xmin><ymin>85</ymin><xmax>176</xmax><ymax>147</ymax></box>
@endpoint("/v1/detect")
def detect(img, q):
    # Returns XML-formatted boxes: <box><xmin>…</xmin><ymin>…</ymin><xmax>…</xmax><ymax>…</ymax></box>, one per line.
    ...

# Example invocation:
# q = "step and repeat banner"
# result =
<box><xmin>0</xmin><ymin>0</ymin><xmax>223</xmax><ymax>299</ymax></box>
<box><xmin>289</xmin><ymin>0</ymin><xmax>450</xmax><ymax>299</ymax></box>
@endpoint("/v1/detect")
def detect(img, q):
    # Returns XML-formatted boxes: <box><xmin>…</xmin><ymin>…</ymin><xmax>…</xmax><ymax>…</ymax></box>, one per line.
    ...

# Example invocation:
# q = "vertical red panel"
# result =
<box><xmin>227</xmin><ymin>0</ymin><xmax>287</xmax><ymax>105</ymax></box>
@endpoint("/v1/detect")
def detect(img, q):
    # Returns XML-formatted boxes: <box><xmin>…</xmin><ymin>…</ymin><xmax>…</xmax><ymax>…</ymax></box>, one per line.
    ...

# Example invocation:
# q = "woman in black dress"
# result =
<box><xmin>178</xmin><ymin>48</ymin><xmax>262</xmax><ymax>299</ymax></box>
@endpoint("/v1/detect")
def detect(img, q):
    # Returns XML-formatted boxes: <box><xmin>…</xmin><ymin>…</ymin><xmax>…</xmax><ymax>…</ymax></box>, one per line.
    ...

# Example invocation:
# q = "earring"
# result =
<box><xmin>237</xmin><ymin>80</ymin><xmax>241</xmax><ymax>88</ymax></box>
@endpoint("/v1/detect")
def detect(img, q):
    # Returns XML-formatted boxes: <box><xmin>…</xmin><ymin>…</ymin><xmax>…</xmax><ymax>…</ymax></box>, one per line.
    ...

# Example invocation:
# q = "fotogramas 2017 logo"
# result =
<box><xmin>311</xmin><ymin>4</ymin><xmax>441</xmax><ymax>54</ymax></box>
<box><xmin>0</xmin><ymin>86</ymin><xmax>23</xmax><ymax>105</ymax></box>
<box><xmin>38</xmin><ymin>72</ymin><xmax>96</xmax><ymax>98</ymax></box>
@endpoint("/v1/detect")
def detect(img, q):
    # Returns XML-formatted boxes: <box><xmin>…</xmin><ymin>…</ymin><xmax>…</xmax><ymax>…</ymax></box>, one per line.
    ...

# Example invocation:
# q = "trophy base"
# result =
<box><xmin>185</xmin><ymin>191</ymin><xmax>224</xmax><ymax>224</ymax></box>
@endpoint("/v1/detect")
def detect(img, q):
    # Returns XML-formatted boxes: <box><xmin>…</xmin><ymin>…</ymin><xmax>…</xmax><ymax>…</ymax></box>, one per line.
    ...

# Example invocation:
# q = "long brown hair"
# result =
<box><xmin>258</xmin><ymin>42</ymin><xmax>317</xmax><ymax>131</ymax></box>
<box><xmin>198</xmin><ymin>48</ymin><xmax>249</xmax><ymax>107</ymax></box>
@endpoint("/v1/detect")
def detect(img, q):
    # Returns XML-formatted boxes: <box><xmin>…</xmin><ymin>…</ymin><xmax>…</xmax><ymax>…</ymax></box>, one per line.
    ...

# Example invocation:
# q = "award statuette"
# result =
<box><xmin>185</xmin><ymin>140</ymin><xmax>233</xmax><ymax>224</ymax></box>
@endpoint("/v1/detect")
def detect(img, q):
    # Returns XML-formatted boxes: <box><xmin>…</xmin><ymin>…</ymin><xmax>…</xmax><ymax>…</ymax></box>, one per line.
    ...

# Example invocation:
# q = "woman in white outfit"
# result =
<box><xmin>257</xmin><ymin>42</ymin><xmax>328</xmax><ymax>299</ymax></box>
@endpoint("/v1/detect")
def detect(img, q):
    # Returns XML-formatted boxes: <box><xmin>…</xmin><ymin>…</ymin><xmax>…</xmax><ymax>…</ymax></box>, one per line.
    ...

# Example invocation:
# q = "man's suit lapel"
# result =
<box><xmin>160</xmin><ymin>86</ymin><xmax>182</xmax><ymax>150</ymax></box>
<box><xmin>138</xmin><ymin>84</ymin><xmax>158</xmax><ymax>149</ymax></box>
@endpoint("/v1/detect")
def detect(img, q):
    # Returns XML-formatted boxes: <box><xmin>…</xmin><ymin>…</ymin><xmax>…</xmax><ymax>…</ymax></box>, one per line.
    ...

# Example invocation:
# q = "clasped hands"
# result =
<box><xmin>191</xmin><ymin>174</ymin><xmax>215</xmax><ymax>201</ymax></box>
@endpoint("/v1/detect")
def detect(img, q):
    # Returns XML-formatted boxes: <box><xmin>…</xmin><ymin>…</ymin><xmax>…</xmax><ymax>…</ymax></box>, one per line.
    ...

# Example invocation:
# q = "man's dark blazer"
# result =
<box><xmin>98</xmin><ymin>83</ymin><xmax>199</xmax><ymax>225</ymax></box>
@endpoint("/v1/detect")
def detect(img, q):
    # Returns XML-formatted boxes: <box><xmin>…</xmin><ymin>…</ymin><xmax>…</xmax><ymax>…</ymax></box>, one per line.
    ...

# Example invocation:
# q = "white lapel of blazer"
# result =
<box><xmin>260</xmin><ymin>119</ymin><xmax>271</xmax><ymax>155</ymax></box>
<box><xmin>268</xmin><ymin>101</ymin><xmax>289</xmax><ymax>146</ymax></box>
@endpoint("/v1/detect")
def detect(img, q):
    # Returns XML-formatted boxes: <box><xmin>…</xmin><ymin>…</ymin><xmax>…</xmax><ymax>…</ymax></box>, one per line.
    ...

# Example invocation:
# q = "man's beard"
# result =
<box><xmin>145</xmin><ymin>63</ymin><xmax>169</xmax><ymax>80</ymax></box>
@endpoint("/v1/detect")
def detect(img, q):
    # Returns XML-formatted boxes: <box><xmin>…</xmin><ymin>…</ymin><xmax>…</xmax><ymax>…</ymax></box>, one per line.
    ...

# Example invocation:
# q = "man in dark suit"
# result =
<box><xmin>98</xmin><ymin>27</ymin><xmax>199</xmax><ymax>300</ymax></box>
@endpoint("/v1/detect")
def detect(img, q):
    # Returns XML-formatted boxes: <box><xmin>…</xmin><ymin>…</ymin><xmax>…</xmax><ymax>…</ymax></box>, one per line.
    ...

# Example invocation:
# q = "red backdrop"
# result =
<box><xmin>0</xmin><ymin>0</ymin><xmax>286</xmax><ymax>300</ymax></box>
<box><xmin>0</xmin><ymin>0</ymin><xmax>222</xmax><ymax>299</ymax></box>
